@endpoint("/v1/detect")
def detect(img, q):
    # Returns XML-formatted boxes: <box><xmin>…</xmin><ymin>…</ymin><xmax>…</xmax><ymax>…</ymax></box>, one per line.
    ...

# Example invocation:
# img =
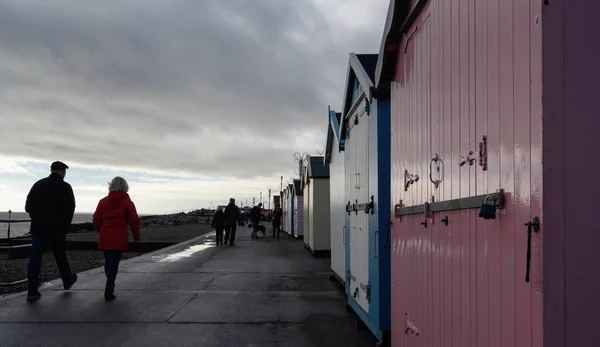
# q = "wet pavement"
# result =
<box><xmin>0</xmin><ymin>227</ymin><xmax>376</xmax><ymax>347</ymax></box>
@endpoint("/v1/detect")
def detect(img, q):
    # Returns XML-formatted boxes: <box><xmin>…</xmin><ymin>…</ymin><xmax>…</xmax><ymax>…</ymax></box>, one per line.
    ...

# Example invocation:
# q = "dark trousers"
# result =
<box><xmin>272</xmin><ymin>223</ymin><xmax>281</xmax><ymax>238</ymax></box>
<box><xmin>103</xmin><ymin>250</ymin><xmax>123</xmax><ymax>287</ymax></box>
<box><xmin>225</xmin><ymin>224</ymin><xmax>237</xmax><ymax>245</ymax></box>
<box><xmin>215</xmin><ymin>227</ymin><xmax>224</xmax><ymax>245</ymax></box>
<box><xmin>27</xmin><ymin>232</ymin><xmax>72</xmax><ymax>293</ymax></box>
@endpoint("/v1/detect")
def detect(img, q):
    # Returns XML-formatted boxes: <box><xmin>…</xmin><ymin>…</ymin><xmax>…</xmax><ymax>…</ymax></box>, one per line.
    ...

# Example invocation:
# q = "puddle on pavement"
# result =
<box><xmin>156</xmin><ymin>234</ymin><xmax>216</xmax><ymax>262</ymax></box>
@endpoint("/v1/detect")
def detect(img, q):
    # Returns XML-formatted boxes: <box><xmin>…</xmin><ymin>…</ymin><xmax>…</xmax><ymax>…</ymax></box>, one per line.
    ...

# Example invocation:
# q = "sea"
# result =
<box><xmin>0</xmin><ymin>212</ymin><xmax>93</xmax><ymax>239</ymax></box>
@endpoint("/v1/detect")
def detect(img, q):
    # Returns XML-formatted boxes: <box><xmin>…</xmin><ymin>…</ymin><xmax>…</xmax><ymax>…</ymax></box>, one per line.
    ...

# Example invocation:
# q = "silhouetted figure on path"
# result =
<box><xmin>272</xmin><ymin>204</ymin><xmax>283</xmax><ymax>239</ymax></box>
<box><xmin>224</xmin><ymin>198</ymin><xmax>240</xmax><ymax>246</ymax></box>
<box><xmin>250</xmin><ymin>203</ymin><xmax>264</xmax><ymax>239</ymax></box>
<box><xmin>212</xmin><ymin>206</ymin><xmax>226</xmax><ymax>245</ymax></box>
<box><xmin>25</xmin><ymin>161</ymin><xmax>78</xmax><ymax>302</ymax></box>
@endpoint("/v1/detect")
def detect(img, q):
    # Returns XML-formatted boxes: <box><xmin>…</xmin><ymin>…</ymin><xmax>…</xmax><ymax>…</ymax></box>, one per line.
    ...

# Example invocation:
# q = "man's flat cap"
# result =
<box><xmin>50</xmin><ymin>161</ymin><xmax>69</xmax><ymax>170</ymax></box>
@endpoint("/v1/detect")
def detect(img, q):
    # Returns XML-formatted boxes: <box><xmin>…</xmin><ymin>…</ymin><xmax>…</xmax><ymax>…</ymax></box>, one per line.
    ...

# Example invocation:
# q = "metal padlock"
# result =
<box><xmin>478</xmin><ymin>195</ymin><xmax>497</xmax><ymax>219</ymax></box>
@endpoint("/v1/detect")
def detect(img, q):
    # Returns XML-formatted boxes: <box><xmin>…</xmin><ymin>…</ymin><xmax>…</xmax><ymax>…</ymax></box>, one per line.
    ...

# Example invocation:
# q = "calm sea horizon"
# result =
<box><xmin>0</xmin><ymin>211</ymin><xmax>158</xmax><ymax>239</ymax></box>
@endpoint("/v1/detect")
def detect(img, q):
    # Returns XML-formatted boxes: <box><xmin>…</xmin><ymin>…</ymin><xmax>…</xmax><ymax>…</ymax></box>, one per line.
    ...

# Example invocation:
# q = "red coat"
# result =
<box><xmin>93</xmin><ymin>191</ymin><xmax>141</xmax><ymax>250</ymax></box>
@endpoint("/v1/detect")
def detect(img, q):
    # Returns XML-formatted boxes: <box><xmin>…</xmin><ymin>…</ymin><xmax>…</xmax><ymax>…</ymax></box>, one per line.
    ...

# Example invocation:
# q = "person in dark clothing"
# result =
<box><xmin>250</xmin><ymin>203</ymin><xmax>264</xmax><ymax>239</ymax></box>
<box><xmin>223</xmin><ymin>198</ymin><xmax>240</xmax><ymax>246</ymax></box>
<box><xmin>211</xmin><ymin>206</ymin><xmax>226</xmax><ymax>245</ymax></box>
<box><xmin>272</xmin><ymin>204</ymin><xmax>283</xmax><ymax>239</ymax></box>
<box><xmin>25</xmin><ymin>161</ymin><xmax>78</xmax><ymax>302</ymax></box>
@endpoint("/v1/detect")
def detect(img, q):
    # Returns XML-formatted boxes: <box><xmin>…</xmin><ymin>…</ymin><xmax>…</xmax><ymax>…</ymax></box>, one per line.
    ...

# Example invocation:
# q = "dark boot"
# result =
<box><xmin>26</xmin><ymin>290</ymin><xmax>41</xmax><ymax>302</ymax></box>
<box><xmin>104</xmin><ymin>285</ymin><xmax>116</xmax><ymax>301</ymax></box>
<box><xmin>64</xmin><ymin>273</ymin><xmax>78</xmax><ymax>290</ymax></box>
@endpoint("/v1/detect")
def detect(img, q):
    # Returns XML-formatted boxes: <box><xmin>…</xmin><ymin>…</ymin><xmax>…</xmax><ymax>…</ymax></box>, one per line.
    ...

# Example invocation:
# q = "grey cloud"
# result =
<box><xmin>0</xmin><ymin>0</ymin><xmax>388</xmax><ymax>179</ymax></box>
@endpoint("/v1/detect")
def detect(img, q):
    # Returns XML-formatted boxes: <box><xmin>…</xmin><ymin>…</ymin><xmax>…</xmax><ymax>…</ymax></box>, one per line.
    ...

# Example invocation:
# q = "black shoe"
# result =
<box><xmin>26</xmin><ymin>291</ymin><xmax>41</xmax><ymax>302</ymax></box>
<box><xmin>229</xmin><ymin>243</ymin><xmax>234</xmax><ymax>246</ymax></box>
<box><xmin>104</xmin><ymin>285</ymin><xmax>116</xmax><ymax>301</ymax></box>
<box><xmin>64</xmin><ymin>273</ymin><xmax>78</xmax><ymax>290</ymax></box>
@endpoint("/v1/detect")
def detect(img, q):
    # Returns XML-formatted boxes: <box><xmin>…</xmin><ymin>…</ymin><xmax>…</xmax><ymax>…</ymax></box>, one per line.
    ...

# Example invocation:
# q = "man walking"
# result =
<box><xmin>250</xmin><ymin>203</ymin><xmax>264</xmax><ymax>239</ymax></box>
<box><xmin>272</xmin><ymin>203</ymin><xmax>283</xmax><ymax>239</ymax></box>
<box><xmin>25</xmin><ymin>161</ymin><xmax>78</xmax><ymax>302</ymax></box>
<box><xmin>223</xmin><ymin>198</ymin><xmax>240</xmax><ymax>246</ymax></box>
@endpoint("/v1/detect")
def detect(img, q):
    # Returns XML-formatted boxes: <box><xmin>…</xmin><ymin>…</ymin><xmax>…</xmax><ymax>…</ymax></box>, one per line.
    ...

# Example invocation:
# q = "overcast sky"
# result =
<box><xmin>0</xmin><ymin>0</ymin><xmax>389</xmax><ymax>214</ymax></box>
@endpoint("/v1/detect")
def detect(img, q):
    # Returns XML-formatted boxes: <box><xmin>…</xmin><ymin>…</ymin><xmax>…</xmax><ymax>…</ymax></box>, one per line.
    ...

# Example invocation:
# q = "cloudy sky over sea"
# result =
<box><xmin>0</xmin><ymin>0</ymin><xmax>389</xmax><ymax>214</ymax></box>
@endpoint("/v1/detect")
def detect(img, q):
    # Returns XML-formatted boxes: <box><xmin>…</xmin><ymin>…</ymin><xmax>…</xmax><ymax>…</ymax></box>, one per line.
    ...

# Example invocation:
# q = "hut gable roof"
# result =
<box><xmin>339</xmin><ymin>53</ymin><xmax>379</xmax><ymax>142</ymax></box>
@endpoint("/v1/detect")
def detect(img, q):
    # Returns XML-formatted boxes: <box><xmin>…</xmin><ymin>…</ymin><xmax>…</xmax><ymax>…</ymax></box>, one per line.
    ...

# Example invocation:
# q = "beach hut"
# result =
<box><xmin>302</xmin><ymin>155</ymin><xmax>331</xmax><ymax>257</ymax></box>
<box><xmin>281</xmin><ymin>190</ymin><xmax>287</xmax><ymax>233</ymax></box>
<box><xmin>292</xmin><ymin>179</ymin><xmax>303</xmax><ymax>239</ymax></box>
<box><xmin>376</xmin><ymin>0</ymin><xmax>600</xmax><ymax>346</ymax></box>
<box><xmin>285</xmin><ymin>184</ymin><xmax>295</xmax><ymax>236</ymax></box>
<box><xmin>325</xmin><ymin>107</ymin><xmax>346</xmax><ymax>285</ymax></box>
<box><xmin>337</xmin><ymin>53</ymin><xmax>391</xmax><ymax>343</ymax></box>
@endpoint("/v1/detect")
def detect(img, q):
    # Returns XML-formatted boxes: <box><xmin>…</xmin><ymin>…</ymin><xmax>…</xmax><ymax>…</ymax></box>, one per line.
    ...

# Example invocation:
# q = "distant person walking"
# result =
<box><xmin>223</xmin><ymin>198</ymin><xmax>240</xmax><ymax>246</ymax></box>
<box><xmin>250</xmin><ymin>203</ymin><xmax>264</xmax><ymax>239</ymax></box>
<box><xmin>272</xmin><ymin>204</ymin><xmax>283</xmax><ymax>239</ymax></box>
<box><xmin>211</xmin><ymin>206</ymin><xmax>226</xmax><ymax>245</ymax></box>
<box><xmin>25</xmin><ymin>161</ymin><xmax>78</xmax><ymax>302</ymax></box>
<box><xmin>92</xmin><ymin>176</ymin><xmax>140</xmax><ymax>302</ymax></box>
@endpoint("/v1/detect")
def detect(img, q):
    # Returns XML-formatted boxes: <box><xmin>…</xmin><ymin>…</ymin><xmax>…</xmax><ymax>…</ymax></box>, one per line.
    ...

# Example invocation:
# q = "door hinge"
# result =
<box><xmin>360</xmin><ymin>282</ymin><xmax>371</xmax><ymax>302</ymax></box>
<box><xmin>347</xmin><ymin>269</ymin><xmax>356</xmax><ymax>282</ymax></box>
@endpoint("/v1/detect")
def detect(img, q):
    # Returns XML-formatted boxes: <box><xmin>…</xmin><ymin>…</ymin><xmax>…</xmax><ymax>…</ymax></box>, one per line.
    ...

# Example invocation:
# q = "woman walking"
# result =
<box><xmin>93</xmin><ymin>176</ymin><xmax>140</xmax><ymax>301</ymax></box>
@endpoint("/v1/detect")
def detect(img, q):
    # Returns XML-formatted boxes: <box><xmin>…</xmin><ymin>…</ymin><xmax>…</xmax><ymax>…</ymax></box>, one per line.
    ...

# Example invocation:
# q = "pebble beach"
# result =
<box><xmin>1</xmin><ymin>219</ymin><xmax>214</xmax><ymax>296</ymax></box>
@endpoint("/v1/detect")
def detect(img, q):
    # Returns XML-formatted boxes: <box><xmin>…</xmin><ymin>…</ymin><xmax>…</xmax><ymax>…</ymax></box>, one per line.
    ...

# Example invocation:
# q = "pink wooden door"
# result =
<box><xmin>390</xmin><ymin>0</ymin><xmax>543</xmax><ymax>346</ymax></box>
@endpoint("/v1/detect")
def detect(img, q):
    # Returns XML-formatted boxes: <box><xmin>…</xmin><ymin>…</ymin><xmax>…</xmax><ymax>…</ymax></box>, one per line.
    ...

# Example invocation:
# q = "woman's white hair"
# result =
<box><xmin>109</xmin><ymin>176</ymin><xmax>129</xmax><ymax>193</ymax></box>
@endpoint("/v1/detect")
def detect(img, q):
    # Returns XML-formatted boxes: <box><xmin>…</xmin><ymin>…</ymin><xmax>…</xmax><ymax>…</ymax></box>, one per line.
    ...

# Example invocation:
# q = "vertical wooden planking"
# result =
<box><xmin>390</xmin><ymin>82</ymin><xmax>398</xmax><ymax>346</ymax></box>
<box><xmin>475</xmin><ymin>0</ymin><xmax>490</xmax><ymax>344</ymax></box>
<box><xmin>467</xmin><ymin>0</ymin><xmax>478</xmax><ymax>340</ymax></box>
<box><xmin>450</xmin><ymin>0</ymin><xmax>461</xmax><ymax>346</ymax></box>
<box><xmin>529</xmin><ymin>0</ymin><xmax>543</xmax><ymax>346</ymax></box>
<box><xmin>458</xmin><ymin>0</ymin><xmax>472</xmax><ymax>344</ymax></box>
<box><xmin>498</xmin><ymin>0</ymin><xmax>517</xmax><ymax>344</ymax></box>
<box><xmin>430</xmin><ymin>6</ymin><xmax>442</xmax><ymax>345</ymax></box>
<box><xmin>485</xmin><ymin>0</ymin><xmax>502</xmax><ymax>344</ymax></box>
<box><xmin>425</xmin><ymin>20</ymin><xmax>432</xmax><ymax>347</ymax></box>
<box><xmin>512</xmin><ymin>0</ymin><xmax>533</xmax><ymax>344</ymax></box>
<box><xmin>441</xmin><ymin>0</ymin><xmax>452</xmax><ymax>344</ymax></box>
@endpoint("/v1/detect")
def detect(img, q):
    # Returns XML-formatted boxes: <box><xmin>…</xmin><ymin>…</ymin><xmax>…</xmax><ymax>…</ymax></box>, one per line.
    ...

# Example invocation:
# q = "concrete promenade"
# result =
<box><xmin>0</xmin><ymin>227</ymin><xmax>376</xmax><ymax>347</ymax></box>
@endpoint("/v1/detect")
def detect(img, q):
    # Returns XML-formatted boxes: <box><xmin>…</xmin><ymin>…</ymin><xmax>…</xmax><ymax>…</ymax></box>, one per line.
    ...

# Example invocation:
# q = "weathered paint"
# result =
<box><xmin>329</xmin><ymin>110</ymin><xmax>347</xmax><ymax>283</ymax></box>
<box><xmin>340</xmin><ymin>53</ymin><xmax>391</xmax><ymax>343</ymax></box>
<box><xmin>384</xmin><ymin>0</ymin><xmax>543</xmax><ymax>346</ymax></box>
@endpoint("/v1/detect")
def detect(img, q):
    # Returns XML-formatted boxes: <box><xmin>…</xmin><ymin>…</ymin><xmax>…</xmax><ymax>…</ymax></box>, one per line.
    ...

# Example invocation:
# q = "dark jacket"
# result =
<box><xmin>250</xmin><ymin>206</ymin><xmax>262</xmax><ymax>222</ymax></box>
<box><xmin>212</xmin><ymin>210</ymin><xmax>226</xmax><ymax>229</ymax></box>
<box><xmin>272</xmin><ymin>208</ymin><xmax>283</xmax><ymax>226</ymax></box>
<box><xmin>224</xmin><ymin>203</ymin><xmax>240</xmax><ymax>226</ymax></box>
<box><xmin>25</xmin><ymin>172</ymin><xmax>76</xmax><ymax>234</ymax></box>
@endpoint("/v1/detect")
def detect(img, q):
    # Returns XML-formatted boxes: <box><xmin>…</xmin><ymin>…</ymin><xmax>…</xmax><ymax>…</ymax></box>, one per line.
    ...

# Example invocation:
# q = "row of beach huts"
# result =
<box><xmin>277</xmin><ymin>0</ymin><xmax>599</xmax><ymax>346</ymax></box>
